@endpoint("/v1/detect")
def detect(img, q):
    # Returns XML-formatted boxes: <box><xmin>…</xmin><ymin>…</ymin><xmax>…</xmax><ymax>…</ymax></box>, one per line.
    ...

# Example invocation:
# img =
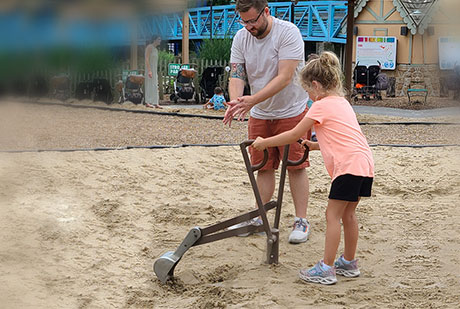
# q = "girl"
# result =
<box><xmin>252</xmin><ymin>51</ymin><xmax>374</xmax><ymax>285</ymax></box>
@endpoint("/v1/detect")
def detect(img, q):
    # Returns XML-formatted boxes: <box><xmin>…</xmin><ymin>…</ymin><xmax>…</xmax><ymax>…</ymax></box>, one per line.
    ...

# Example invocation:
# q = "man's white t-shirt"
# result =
<box><xmin>230</xmin><ymin>17</ymin><xmax>309</xmax><ymax>119</ymax></box>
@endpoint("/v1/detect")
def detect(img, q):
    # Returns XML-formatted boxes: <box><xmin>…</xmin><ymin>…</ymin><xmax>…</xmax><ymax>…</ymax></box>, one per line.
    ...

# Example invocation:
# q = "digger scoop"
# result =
<box><xmin>154</xmin><ymin>227</ymin><xmax>201</xmax><ymax>283</ymax></box>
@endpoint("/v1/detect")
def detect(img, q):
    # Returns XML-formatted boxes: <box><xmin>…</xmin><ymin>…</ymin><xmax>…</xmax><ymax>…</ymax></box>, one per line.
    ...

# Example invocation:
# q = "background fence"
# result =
<box><xmin>157</xmin><ymin>57</ymin><xmax>230</xmax><ymax>102</ymax></box>
<box><xmin>36</xmin><ymin>58</ymin><xmax>230</xmax><ymax>104</ymax></box>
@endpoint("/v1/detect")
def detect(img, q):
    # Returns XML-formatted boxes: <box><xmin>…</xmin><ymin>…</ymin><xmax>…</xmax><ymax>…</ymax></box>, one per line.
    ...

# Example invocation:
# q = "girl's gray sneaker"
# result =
<box><xmin>334</xmin><ymin>255</ymin><xmax>360</xmax><ymax>277</ymax></box>
<box><xmin>299</xmin><ymin>260</ymin><xmax>337</xmax><ymax>285</ymax></box>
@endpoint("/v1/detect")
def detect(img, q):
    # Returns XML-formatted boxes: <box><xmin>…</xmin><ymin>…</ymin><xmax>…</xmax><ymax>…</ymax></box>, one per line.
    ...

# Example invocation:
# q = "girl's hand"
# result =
<box><xmin>148</xmin><ymin>71</ymin><xmax>153</xmax><ymax>78</ymax></box>
<box><xmin>252</xmin><ymin>137</ymin><xmax>266</xmax><ymax>151</ymax></box>
<box><xmin>302</xmin><ymin>139</ymin><xmax>320</xmax><ymax>151</ymax></box>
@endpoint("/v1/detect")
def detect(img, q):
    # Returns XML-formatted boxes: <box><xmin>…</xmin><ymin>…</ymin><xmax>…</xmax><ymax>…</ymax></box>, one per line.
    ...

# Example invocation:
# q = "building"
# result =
<box><xmin>353</xmin><ymin>0</ymin><xmax>460</xmax><ymax>97</ymax></box>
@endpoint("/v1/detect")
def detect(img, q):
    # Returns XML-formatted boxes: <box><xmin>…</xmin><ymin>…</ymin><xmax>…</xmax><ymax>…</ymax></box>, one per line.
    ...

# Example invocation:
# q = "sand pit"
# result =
<box><xmin>1</xmin><ymin>144</ymin><xmax>459</xmax><ymax>308</ymax></box>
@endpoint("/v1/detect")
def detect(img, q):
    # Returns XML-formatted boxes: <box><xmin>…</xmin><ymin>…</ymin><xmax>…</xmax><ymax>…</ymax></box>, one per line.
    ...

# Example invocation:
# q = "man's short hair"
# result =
<box><xmin>235</xmin><ymin>0</ymin><xmax>268</xmax><ymax>13</ymax></box>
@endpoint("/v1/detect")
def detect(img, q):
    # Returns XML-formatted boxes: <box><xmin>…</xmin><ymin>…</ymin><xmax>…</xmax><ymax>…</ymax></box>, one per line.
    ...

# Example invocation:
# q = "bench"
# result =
<box><xmin>407</xmin><ymin>80</ymin><xmax>428</xmax><ymax>104</ymax></box>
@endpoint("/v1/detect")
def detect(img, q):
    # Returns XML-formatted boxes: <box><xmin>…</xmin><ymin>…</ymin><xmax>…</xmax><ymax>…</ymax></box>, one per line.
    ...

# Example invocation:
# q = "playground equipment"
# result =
<box><xmin>154</xmin><ymin>139</ymin><xmax>309</xmax><ymax>283</ymax></box>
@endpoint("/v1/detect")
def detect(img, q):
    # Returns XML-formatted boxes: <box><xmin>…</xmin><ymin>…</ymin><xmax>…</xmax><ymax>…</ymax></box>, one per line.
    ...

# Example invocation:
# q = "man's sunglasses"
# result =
<box><xmin>237</xmin><ymin>8</ymin><xmax>265</xmax><ymax>26</ymax></box>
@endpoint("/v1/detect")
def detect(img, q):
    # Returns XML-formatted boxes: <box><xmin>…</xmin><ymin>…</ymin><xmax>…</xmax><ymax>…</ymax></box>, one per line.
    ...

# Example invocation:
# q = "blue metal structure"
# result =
<box><xmin>0</xmin><ymin>1</ymin><xmax>347</xmax><ymax>51</ymax></box>
<box><xmin>142</xmin><ymin>1</ymin><xmax>347</xmax><ymax>44</ymax></box>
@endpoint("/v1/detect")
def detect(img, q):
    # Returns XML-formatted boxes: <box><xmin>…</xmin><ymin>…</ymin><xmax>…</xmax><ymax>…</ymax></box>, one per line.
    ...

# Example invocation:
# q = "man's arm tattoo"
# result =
<box><xmin>230</xmin><ymin>63</ymin><xmax>247</xmax><ymax>81</ymax></box>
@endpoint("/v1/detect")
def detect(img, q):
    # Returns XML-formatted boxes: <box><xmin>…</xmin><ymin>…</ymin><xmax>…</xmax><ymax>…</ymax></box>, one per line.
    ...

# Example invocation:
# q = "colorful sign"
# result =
<box><xmin>439</xmin><ymin>37</ymin><xmax>460</xmax><ymax>70</ymax></box>
<box><xmin>168</xmin><ymin>63</ymin><xmax>190</xmax><ymax>76</ymax></box>
<box><xmin>122</xmin><ymin>70</ymin><xmax>140</xmax><ymax>82</ymax></box>
<box><xmin>356</xmin><ymin>36</ymin><xmax>397</xmax><ymax>70</ymax></box>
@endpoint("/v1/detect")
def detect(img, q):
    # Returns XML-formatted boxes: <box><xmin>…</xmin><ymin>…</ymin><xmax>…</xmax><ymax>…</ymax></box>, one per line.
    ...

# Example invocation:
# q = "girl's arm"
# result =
<box><xmin>302</xmin><ymin>139</ymin><xmax>320</xmax><ymax>151</ymax></box>
<box><xmin>252</xmin><ymin>117</ymin><xmax>316</xmax><ymax>150</ymax></box>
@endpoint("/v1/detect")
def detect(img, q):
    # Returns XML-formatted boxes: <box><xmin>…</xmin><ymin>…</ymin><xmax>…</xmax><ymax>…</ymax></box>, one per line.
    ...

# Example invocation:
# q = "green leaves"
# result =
<box><xmin>197</xmin><ymin>38</ymin><xmax>232</xmax><ymax>61</ymax></box>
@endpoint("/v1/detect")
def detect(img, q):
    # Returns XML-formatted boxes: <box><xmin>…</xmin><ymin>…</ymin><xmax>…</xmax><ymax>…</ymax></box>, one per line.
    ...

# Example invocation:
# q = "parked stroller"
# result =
<box><xmin>93</xmin><ymin>78</ymin><xmax>113</xmax><ymax>104</ymax></box>
<box><xmin>50</xmin><ymin>74</ymin><xmax>71</xmax><ymax>101</ymax></box>
<box><xmin>28</xmin><ymin>74</ymin><xmax>48</xmax><ymax>98</ymax></box>
<box><xmin>75</xmin><ymin>78</ymin><xmax>113</xmax><ymax>104</ymax></box>
<box><xmin>199</xmin><ymin>66</ymin><xmax>226</xmax><ymax>103</ymax></box>
<box><xmin>352</xmin><ymin>62</ymin><xmax>388</xmax><ymax>101</ymax></box>
<box><xmin>446</xmin><ymin>63</ymin><xmax>460</xmax><ymax>101</ymax></box>
<box><xmin>75</xmin><ymin>81</ymin><xmax>95</xmax><ymax>100</ymax></box>
<box><xmin>117</xmin><ymin>70</ymin><xmax>145</xmax><ymax>104</ymax></box>
<box><xmin>170</xmin><ymin>67</ymin><xmax>198</xmax><ymax>103</ymax></box>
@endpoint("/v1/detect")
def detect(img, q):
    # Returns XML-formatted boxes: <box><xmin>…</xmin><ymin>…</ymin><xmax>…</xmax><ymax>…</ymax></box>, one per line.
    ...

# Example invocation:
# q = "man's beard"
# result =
<box><xmin>250</xmin><ymin>19</ymin><xmax>268</xmax><ymax>38</ymax></box>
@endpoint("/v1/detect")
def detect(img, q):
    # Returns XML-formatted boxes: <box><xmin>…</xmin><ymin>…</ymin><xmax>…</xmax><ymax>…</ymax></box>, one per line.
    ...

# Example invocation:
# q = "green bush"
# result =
<box><xmin>159</xmin><ymin>50</ymin><xmax>175</xmax><ymax>63</ymax></box>
<box><xmin>197</xmin><ymin>38</ymin><xmax>232</xmax><ymax>61</ymax></box>
<box><xmin>72</xmin><ymin>48</ymin><xmax>117</xmax><ymax>74</ymax></box>
<box><xmin>44</xmin><ymin>47</ymin><xmax>75</xmax><ymax>72</ymax></box>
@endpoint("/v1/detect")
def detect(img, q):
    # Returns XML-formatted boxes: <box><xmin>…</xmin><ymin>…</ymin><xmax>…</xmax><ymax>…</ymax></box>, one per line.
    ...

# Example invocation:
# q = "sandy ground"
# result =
<box><xmin>1</xmin><ymin>145</ymin><xmax>460</xmax><ymax>308</ymax></box>
<box><xmin>0</xmin><ymin>100</ymin><xmax>459</xmax><ymax>152</ymax></box>
<box><xmin>1</xmin><ymin>99</ymin><xmax>460</xmax><ymax>308</ymax></box>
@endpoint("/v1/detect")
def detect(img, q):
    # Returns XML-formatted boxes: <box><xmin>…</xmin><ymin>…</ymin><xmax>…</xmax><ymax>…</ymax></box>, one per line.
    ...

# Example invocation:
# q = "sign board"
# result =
<box><xmin>168</xmin><ymin>63</ymin><xmax>190</xmax><ymax>76</ymax></box>
<box><xmin>356</xmin><ymin>36</ymin><xmax>397</xmax><ymax>70</ymax></box>
<box><xmin>439</xmin><ymin>37</ymin><xmax>460</xmax><ymax>70</ymax></box>
<box><xmin>122</xmin><ymin>70</ymin><xmax>141</xmax><ymax>82</ymax></box>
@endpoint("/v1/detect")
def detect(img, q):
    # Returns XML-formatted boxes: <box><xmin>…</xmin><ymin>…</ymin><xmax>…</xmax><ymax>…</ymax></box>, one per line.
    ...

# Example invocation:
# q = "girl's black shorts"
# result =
<box><xmin>329</xmin><ymin>174</ymin><xmax>373</xmax><ymax>202</ymax></box>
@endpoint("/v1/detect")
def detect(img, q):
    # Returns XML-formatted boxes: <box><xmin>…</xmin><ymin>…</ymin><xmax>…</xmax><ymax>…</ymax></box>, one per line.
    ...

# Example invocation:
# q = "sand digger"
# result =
<box><xmin>154</xmin><ymin>140</ymin><xmax>309</xmax><ymax>284</ymax></box>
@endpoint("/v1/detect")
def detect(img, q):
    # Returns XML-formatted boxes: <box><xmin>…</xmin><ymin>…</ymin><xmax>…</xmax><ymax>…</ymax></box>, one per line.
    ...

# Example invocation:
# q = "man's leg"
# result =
<box><xmin>288</xmin><ymin>168</ymin><xmax>310</xmax><ymax>243</ymax></box>
<box><xmin>256</xmin><ymin>169</ymin><xmax>276</xmax><ymax>206</ymax></box>
<box><xmin>287</xmin><ymin>168</ymin><xmax>309</xmax><ymax>218</ymax></box>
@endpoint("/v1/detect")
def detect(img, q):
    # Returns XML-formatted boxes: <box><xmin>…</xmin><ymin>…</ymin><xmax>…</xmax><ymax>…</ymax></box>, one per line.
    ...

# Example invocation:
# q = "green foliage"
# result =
<box><xmin>72</xmin><ymin>48</ymin><xmax>117</xmax><ymax>74</ymax></box>
<box><xmin>0</xmin><ymin>52</ymin><xmax>33</xmax><ymax>80</ymax></box>
<box><xmin>44</xmin><ymin>47</ymin><xmax>75</xmax><ymax>72</ymax></box>
<box><xmin>198</xmin><ymin>38</ymin><xmax>232</xmax><ymax>61</ymax></box>
<box><xmin>158</xmin><ymin>50</ymin><xmax>175</xmax><ymax>63</ymax></box>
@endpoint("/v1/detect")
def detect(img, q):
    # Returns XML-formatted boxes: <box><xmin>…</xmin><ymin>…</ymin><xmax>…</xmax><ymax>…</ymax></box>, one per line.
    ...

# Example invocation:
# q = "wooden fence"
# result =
<box><xmin>157</xmin><ymin>57</ymin><xmax>230</xmax><ymax>101</ymax></box>
<box><xmin>33</xmin><ymin>58</ymin><xmax>230</xmax><ymax>103</ymax></box>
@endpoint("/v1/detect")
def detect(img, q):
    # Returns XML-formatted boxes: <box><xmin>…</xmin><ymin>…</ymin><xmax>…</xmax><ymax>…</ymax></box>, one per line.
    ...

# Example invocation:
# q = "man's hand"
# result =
<box><xmin>223</xmin><ymin>99</ymin><xmax>240</xmax><ymax>127</ymax></box>
<box><xmin>223</xmin><ymin>95</ymin><xmax>257</xmax><ymax>126</ymax></box>
<box><xmin>235</xmin><ymin>95</ymin><xmax>257</xmax><ymax>119</ymax></box>
<box><xmin>251</xmin><ymin>136</ymin><xmax>267</xmax><ymax>151</ymax></box>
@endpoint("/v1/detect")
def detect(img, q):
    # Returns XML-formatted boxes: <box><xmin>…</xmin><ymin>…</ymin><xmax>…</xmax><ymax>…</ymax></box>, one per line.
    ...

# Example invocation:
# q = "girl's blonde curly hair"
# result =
<box><xmin>299</xmin><ymin>51</ymin><xmax>345</xmax><ymax>96</ymax></box>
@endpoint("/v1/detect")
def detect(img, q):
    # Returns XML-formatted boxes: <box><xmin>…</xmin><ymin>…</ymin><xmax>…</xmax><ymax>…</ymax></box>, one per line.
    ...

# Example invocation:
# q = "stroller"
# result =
<box><xmin>28</xmin><ymin>74</ymin><xmax>48</xmax><ymax>98</ymax></box>
<box><xmin>199</xmin><ymin>66</ymin><xmax>226</xmax><ymax>103</ymax></box>
<box><xmin>93</xmin><ymin>78</ymin><xmax>113</xmax><ymax>104</ymax></box>
<box><xmin>75</xmin><ymin>78</ymin><xmax>113</xmax><ymax>104</ymax></box>
<box><xmin>50</xmin><ymin>74</ymin><xmax>71</xmax><ymax>101</ymax></box>
<box><xmin>117</xmin><ymin>70</ymin><xmax>145</xmax><ymax>104</ymax></box>
<box><xmin>446</xmin><ymin>64</ymin><xmax>460</xmax><ymax>100</ymax></box>
<box><xmin>169</xmin><ymin>66</ymin><xmax>198</xmax><ymax>103</ymax></box>
<box><xmin>75</xmin><ymin>81</ymin><xmax>95</xmax><ymax>100</ymax></box>
<box><xmin>352</xmin><ymin>62</ymin><xmax>387</xmax><ymax>101</ymax></box>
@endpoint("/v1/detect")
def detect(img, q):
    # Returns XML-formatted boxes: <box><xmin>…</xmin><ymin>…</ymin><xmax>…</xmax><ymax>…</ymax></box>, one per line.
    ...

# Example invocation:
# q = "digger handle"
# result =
<box><xmin>286</xmin><ymin>139</ymin><xmax>309</xmax><ymax>167</ymax></box>
<box><xmin>241</xmin><ymin>140</ymin><xmax>269</xmax><ymax>171</ymax></box>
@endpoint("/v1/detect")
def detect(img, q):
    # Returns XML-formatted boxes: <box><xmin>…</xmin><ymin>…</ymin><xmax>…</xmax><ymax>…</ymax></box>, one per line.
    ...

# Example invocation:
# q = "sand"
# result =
<box><xmin>1</xmin><ymin>143</ymin><xmax>459</xmax><ymax>308</ymax></box>
<box><xmin>0</xmin><ymin>101</ymin><xmax>459</xmax><ymax>152</ymax></box>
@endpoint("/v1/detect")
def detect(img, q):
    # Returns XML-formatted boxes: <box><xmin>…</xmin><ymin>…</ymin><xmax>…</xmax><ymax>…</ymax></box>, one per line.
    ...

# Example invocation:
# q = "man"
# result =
<box><xmin>224</xmin><ymin>0</ymin><xmax>311</xmax><ymax>243</ymax></box>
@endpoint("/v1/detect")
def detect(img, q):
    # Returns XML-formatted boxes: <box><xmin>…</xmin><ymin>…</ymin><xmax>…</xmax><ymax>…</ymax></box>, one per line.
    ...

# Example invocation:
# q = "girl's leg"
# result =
<box><xmin>323</xmin><ymin>199</ymin><xmax>348</xmax><ymax>266</ymax></box>
<box><xmin>342</xmin><ymin>200</ymin><xmax>359</xmax><ymax>261</ymax></box>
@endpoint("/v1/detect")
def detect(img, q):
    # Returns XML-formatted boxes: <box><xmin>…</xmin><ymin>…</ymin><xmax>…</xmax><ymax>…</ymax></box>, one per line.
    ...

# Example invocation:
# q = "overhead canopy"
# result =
<box><xmin>355</xmin><ymin>0</ymin><xmax>439</xmax><ymax>35</ymax></box>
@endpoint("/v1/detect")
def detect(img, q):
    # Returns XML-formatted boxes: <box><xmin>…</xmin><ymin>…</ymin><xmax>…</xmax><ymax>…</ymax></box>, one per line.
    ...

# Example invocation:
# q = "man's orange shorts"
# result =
<box><xmin>248</xmin><ymin>108</ymin><xmax>310</xmax><ymax>171</ymax></box>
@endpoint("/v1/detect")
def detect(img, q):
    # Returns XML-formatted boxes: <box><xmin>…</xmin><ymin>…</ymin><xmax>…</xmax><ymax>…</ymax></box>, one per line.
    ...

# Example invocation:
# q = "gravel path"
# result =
<box><xmin>1</xmin><ymin>101</ymin><xmax>459</xmax><ymax>151</ymax></box>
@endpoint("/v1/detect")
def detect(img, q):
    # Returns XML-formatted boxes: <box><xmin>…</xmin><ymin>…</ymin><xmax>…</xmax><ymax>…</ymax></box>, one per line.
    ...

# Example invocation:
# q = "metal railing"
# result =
<box><xmin>143</xmin><ymin>1</ymin><xmax>347</xmax><ymax>43</ymax></box>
